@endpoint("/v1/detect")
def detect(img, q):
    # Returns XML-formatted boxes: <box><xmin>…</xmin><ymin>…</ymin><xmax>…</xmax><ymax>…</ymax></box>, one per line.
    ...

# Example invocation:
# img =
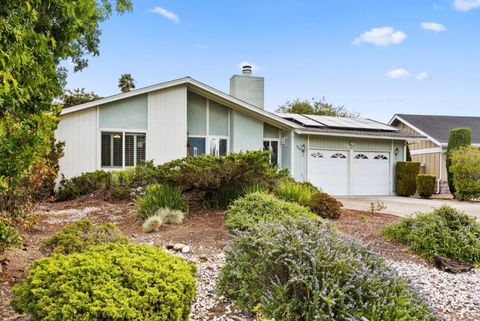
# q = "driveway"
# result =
<box><xmin>337</xmin><ymin>196</ymin><xmax>480</xmax><ymax>221</ymax></box>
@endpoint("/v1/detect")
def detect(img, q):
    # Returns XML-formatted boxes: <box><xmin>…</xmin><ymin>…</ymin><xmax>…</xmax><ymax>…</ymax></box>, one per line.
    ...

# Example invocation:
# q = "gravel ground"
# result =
<box><xmin>387</xmin><ymin>260</ymin><xmax>480</xmax><ymax>321</ymax></box>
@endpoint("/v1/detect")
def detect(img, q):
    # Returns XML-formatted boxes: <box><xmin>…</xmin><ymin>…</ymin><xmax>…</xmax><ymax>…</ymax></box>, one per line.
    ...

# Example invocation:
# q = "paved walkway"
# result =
<box><xmin>337</xmin><ymin>196</ymin><xmax>480</xmax><ymax>220</ymax></box>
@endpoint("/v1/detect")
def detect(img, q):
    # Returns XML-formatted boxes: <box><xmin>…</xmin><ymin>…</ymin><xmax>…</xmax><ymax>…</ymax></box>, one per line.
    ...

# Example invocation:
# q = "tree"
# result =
<box><xmin>276</xmin><ymin>97</ymin><xmax>359</xmax><ymax>117</ymax></box>
<box><xmin>62</xmin><ymin>88</ymin><xmax>102</xmax><ymax>108</ymax></box>
<box><xmin>446</xmin><ymin>128</ymin><xmax>472</xmax><ymax>196</ymax></box>
<box><xmin>450</xmin><ymin>146</ymin><xmax>480</xmax><ymax>201</ymax></box>
<box><xmin>118</xmin><ymin>74</ymin><xmax>136</xmax><ymax>93</ymax></box>
<box><xmin>0</xmin><ymin>0</ymin><xmax>132</xmax><ymax>215</ymax></box>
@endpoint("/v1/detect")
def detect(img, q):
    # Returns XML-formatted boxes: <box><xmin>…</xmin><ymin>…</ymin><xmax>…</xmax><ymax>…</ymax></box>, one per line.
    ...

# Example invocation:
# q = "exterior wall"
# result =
<box><xmin>412</xmin><ymin>152</ymin><xmax>441</xmax><ymax>178</ymax></box>
<box><xmin>147</xmin><ymin>85</ymin><xmax>187</xmax><ymax>163</ymax></box>
<box><xmin>280</xmin><ymin>130</ymin><xmax>292</xmax><ymax>174</ymax></box>
<box><xmin>230</xmin><ymin>110</ymin><xmax>263</xmax><ymax>152</ymax></box>
<box><xmin>293</xmin><ymin>134</ymin><xmax>308</xmax><ymax>181</ymax></box>
<box><xmin>209</xmin><ymin>100</ymin><xmax>229</xmax><ymax>136</ymax></box>
<box><xmin>230</xmin><ymin>75</ymin><xmax>264</xmax><ymax>109</ymax></box>
<box><xmin>56</xmin><ymin>108</ymin><xmax>98</xmax><ymax>180</ymax></box>
<box><xmin>99</xmin><ymin>94</ymin><xmax>147</xmax><ymax>130</ymax></box>
<box><xmin>264</xmin><ymin>123</ymin><xmax>279</xmax><ymax>139</ymax></box>
<box><xmin>187</xmin><ymin>91</ymin><xmax>207</xmax><ymax>136</ymax></box>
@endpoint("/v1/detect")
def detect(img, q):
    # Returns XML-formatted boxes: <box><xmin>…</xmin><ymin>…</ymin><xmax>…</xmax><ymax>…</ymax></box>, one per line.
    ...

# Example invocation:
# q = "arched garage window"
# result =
<box><xmin>331</xmin><ymin>153</ymin><xmax>347</xmax><ymax>159</ymax></box>
<box><xmin>374</xmin><ymin>154</ymin><xmax>388</xmax><ymax>160</ymax></box>
<box><xmin>354</xmin><ymin>154</ymin><xmax>368</xmax><ymax>159</ymax></box>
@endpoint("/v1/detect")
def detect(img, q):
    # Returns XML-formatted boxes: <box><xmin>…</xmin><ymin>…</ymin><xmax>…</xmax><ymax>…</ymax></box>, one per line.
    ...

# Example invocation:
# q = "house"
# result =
<box><xmin>389</xmin><ymin>114</ymin><xmax>480</xmax><ymax>194</ymax></box>
<box><xmin>56</xmin><ymin>66</ymin><xmax>419</xmax><ymax>195</ymax></box>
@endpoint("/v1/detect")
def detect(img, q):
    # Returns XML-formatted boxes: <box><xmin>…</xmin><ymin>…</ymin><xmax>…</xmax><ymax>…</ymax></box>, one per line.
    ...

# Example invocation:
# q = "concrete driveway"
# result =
<box><xmin>337</xmin><ymin>196</ymin><xmax>480</xmax><ymax>220</ymax></box>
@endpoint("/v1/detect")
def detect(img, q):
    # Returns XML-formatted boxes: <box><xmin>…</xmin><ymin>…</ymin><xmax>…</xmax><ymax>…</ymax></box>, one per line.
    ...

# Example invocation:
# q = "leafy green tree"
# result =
<box><xmin>446</xmin><ymin>128</ymin><xmax>472</xmax><ymax>195</ymax></box>
<box><xmin>118</xmin><ymin>73</ymin><xmax>136</xmax><ymax>93</ymax></box>
<box><xmin>450</xmin><ymin>146</ymin><xmax>480</xmax><ymax>201</ymax></box>
<box><xmin>0</xmin><ymin>0</ymin><xmax>132</xmax><ymax>215</ymax></box>
<box><xmin>276</xmin><ymin>97</ymin><xmax>359</xmax><ymax>117</ymax></box>
<box><xmin>61</xmin><ymin>88</ymin><xmax>102</xmax><ymax>108</ymax></box>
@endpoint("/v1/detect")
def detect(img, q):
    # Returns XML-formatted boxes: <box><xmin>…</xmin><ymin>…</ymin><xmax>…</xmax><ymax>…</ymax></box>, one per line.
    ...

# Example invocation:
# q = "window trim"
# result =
<box><xmin>99</xmin><ymin>129</ymin><xmax>147</xmax><ymax>169</ymax></box>
<box><xmin>208</xmin><ymin>135</ymin><xmax>229</xmax><ymax>156</ymax></box>
<box><xmin>263</xmin><ymin>138</ymin><xmax>280</xmax><ymax>165</ymax></box>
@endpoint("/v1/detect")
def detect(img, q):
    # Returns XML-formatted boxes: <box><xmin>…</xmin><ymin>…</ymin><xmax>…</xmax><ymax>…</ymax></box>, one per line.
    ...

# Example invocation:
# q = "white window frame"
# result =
<box><xmin>98</xmin><ymin>128</ymin><xmax>147</xmax><ymax>170</ymax></box>
<box><xmin>263</xmin><ymin>138</ymin><xmax>280</xmax><ymax>165</ymax></box>
<box><xmin>207</xmin><ymin>135</ymin><xmax>229</xmax><ymax>156</ymax></box>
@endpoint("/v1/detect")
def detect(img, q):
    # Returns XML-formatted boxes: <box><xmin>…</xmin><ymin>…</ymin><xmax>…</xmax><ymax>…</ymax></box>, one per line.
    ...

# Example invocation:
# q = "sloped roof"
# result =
<box><xmin>295</xmin><ymin>127</ymin><xmax>423</xmax><ymax>140</ymax></box>
<box><xmin>390</xmin><ymin>114</ymin><xmax>480</xmax><ymax>145</ymax></box>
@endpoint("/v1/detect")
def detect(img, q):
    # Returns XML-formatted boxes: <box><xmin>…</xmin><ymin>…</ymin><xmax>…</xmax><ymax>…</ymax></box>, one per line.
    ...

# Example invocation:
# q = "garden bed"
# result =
<box><xmin>1</xmin><ymin>197</ymin><xmax>479</xmax><ymax>320</ymax></box>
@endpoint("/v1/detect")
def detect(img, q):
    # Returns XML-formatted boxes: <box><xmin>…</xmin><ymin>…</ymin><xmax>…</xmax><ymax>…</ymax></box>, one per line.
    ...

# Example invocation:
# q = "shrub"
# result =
<box><xmin>12</xmin><ymin>243</ymin><xmax>196</xmax><ymax>321</ymax></box>
<box><xmin>56</xmin><ymin>170</ymin><xmax>112</xmax><ymax>201</ymax></box>
<box><xmin>274</xmin><ymin>178</ymin><xmax>319</xmax><ymax>205</ymax></box>
<box><xmin>224</xmin><ymin>192</ymin><xmax>316</xmax><ymax>231</ymax></box>
<box><xmin>218</xmin><ymin>217</ymin><xmax>436</xmax><ymax>320</ymax></box>
<box><xmin>0</xmin><ymin>221</ymin><xmax>22</xmax><ymax>253</ymax></box>
<box><xmin>137</xmin><ymin>184</ymin><xmax>188</xmax><ymax>220</ymax></box>
<box><xmin>416</xmin><ymin>174</ymin><xmax>436</xmax><ymax>198</ymax></box>
<box><xmin>307</xmin><ymin>192</ymin><xmax>342</xmax><ymax>219</ymax></box>
<box><xmin>450</xmin><ymin>146</ymin><xmax>480</xmax><ymax>201</ymax></box>
<box><xmin>447</xmin><ymin>128</ymin><xmax>472</xmax><ymax>195</ymax></box>
<box><xmin>142</xmin><ymin>208</ymin><xmax>185</xmax><ymax>233</ymax></box>
<box><xmin>109</xmin><ymin>168</ymin><xmax>135</xmax><ymax>199</ymax></box>
<box><xmin>204</xmin><ymin>183</ymin><xmax>269</xmax><ymax>209</ymax></box>
<box><xmin>40</xmin><ymin>220</ymin><xmax>127</xmax><ymax>255</ymax></box>
<box><xmin>383</xmin><ymin>205</ymin><xmax>480</xmax><ymax>264</ymax></box>
<box><xmin>396</xmin><ymin>161</ymin><xmax>420</xmax><ymax>196</ymax></box>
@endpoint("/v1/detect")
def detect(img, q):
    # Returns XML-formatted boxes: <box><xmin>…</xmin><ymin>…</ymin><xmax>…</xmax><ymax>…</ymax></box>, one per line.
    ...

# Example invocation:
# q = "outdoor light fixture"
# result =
<box><xmin>394</xmin><ymin>148</ymin><xmax>399</xmax><ymax>156</ymax></box>
<box><xmin>350</xmin><ymin>142</ymin><xmax>356</xmax><ymax>146</ymax></box>
<box><xmin>297</xmin><ymin>144</ymin><xmax>306</xmax><ymax>153</ymax></box>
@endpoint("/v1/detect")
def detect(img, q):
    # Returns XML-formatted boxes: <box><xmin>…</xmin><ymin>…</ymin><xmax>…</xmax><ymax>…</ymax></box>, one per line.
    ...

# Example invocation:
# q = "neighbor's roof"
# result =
<box><xmin>61</xmin><ymin>77</ymin><xmax>299</xmax><ymax>130</ymax></box>
<box><xmin>389</xmin><ymin>114</ymin><xmax>480</xmax><ymax>146</ymax></box>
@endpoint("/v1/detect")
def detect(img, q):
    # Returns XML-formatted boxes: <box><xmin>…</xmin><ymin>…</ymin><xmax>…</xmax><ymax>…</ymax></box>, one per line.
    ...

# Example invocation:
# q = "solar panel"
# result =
<box><xmin>275</xmin><ymin>113</ymin><xmax>325</xmax><ymax>127</ymax></box>
<box><xmin>303</xmin><ymin>115</ymin><xmax>398</xmax><ymax>131</ymax></box>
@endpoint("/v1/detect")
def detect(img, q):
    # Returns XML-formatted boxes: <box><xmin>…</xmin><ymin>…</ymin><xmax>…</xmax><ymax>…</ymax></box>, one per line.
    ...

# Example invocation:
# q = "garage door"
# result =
<box><xmin>308</xmin><ymin>150</ymin><xmax>390</xmax><ymax>195</ymax></box>
<box><xmin>308</xmin><ymin>150</ymin><xmax>349</xmax><ymax>195</ymax></box>
<box><xmin>351</xmin><ymin>152</ymin><xmax>390</xmax><ymax>195</ymax></box>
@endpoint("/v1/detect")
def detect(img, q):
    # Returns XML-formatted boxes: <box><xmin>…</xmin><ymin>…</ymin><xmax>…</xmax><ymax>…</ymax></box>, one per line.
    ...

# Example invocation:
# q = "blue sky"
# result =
<box><xmin>64</xmin><ymin>0</ymin><xmax>480</xmax><ymax>122</ymax></box>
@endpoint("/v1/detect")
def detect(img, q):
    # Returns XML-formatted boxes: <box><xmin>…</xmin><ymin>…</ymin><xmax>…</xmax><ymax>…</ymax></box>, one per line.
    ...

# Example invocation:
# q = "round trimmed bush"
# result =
<box><xmin>12</xmin><ymin>243</ymin><xmax>197</xmax><ymax>321</ymax></box>
<box><xmin>218</xmin><ymin>217</ymin><xmax>437</xmax><ymax>320</ymax></box>
<box><xmin>224</xmin><ymin>192</ymin><xmax>316</xmax><ymax>231</ymax></box>
<box><xmin>307</xmin><ymin>192</ymin><xmax>342</xmax><ymax>219</ymax></box>
<box><xmin>396</xmin><ymin>161</ymin><xmax>421</xmax><ymax>196</ymax></box>
<box><xmin>416</xmin><ymin>174</ymin><xmax>436</xmax><ymax>198</ymax></box>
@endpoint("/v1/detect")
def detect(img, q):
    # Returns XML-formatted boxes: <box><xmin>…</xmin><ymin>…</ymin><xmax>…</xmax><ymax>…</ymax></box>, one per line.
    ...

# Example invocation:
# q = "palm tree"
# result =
<box><xmin>118</xmin><ymin>73</ymin><xmax>136</xmax><ymax>93</ymax></box>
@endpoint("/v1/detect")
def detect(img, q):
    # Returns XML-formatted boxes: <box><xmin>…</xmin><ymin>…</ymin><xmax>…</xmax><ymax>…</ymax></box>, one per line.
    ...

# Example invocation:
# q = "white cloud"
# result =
<box><xmin>238</xmin><ymin>61</ymin><xmax>261</xmax><ymax>72</ymax></box>
<box><xmin>353</xmin><ymin>27</ymin><xmax>407</xmax><ymax>46</ymax></box>
<box><xmin>416</xmin><ymin>72</ymin><xmax>430</xmax><ymax>80</ymax></box>
<box><xmin>385</xmin><ymin>68</ymin><xmax>410</xmax><ymax>79</ymax></box>
<box><xmin>149</xmin><ymin>7</ymin><xmax>180</xmax><ymax>23</ymax></box>
<box><xmin>453</xmin><ymin>0</ymin><xmax>480</xmax><ymax>11</ymax></box>
<box><xmin>421</xmin><ymin>22</ymin><xmax>447</xmax><ymax>32</ymax></box>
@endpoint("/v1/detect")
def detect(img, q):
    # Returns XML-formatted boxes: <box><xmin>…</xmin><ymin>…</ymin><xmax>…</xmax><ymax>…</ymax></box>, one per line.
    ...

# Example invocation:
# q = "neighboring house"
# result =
<box><xmin>56</xmin><ymin>66</ymin><xmax>419</xmax><ymax>195</ymax></box>
<box><xmin>389</xmin><ymin>114</ymin><xmax>480</xmax><ymax>194</ymax></box>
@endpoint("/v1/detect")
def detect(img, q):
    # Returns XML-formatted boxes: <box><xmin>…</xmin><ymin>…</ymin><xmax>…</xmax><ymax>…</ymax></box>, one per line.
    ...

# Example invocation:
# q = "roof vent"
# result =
<box><xmin>242</xmin><ymin>65</ymin><xmax>252</xmax><ymax>75</ymax></box>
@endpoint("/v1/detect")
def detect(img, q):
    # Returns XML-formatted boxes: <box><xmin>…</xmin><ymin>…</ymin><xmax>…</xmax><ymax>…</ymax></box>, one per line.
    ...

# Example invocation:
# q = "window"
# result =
<box><xmin>209</xmin><ymin>137</ymin><xmax>228</xmax><ymax>156</ymax></box>
<box><xmin>354</xmin><ymin>154</ymin><xmax>368</xmax><ymax>159</ymax></box>
<box><xmin>101</xmin><ymin>132</ymin><xmax>146</xmax><ymax>168</ymax></box>
<box><xmin>310</xmin><ymin>152</ymin><xmax>324</xmax><ymax>158</ymax></box>
<box><xmin>374</xmin><ymin>154</ymin><xmax>388</xmax><ymax>160</ymax></box>
<box><xmin>263</xmin><ymin>140</ymin><xmax>279</xmax><ymax>165</ymax></box>
<box><xmin>331</xmin><ymin>153</ymin><xmax>347</xmax><ymax>159</ymax></box>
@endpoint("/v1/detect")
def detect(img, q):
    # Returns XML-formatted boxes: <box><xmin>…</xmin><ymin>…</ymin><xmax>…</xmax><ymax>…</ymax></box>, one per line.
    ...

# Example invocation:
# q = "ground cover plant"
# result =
<box><xmin>0</xmin><ymin>220</ymin><xmax>22</xmax><ymax>253</ymax></box>
<box><xmin>383</xmin><ymin>205</ymin><xmax>480</xmax><ymax>265</ymax></box>
<box><xmin>11</xmin><ymin>243</ymin><xmax>196</xmax><ymax>321</ymax></box>
<box><xmin>224</xmin><ymin>192</ymin><xmax>317</xmax><ymax>231</ymax></box>
<box><xmin>40</xmin><ymin>220</ymin><xmax>127</xmax><ymax>255</ymax></box>
<box><xmin>274</xmin><ymin>178</ymin><xmax>319</xmax><ymax>205</ymax></box>
<box><xmin>416</xmin><ymin>174</ymin><xmax>436</xmax><ymax>198</ymax></box>
<box><xmin>137</xmin><ymin>184</ymin><xmax>188</xmax><ymax>220</ymax></box>
<box><xmin>218</xmin><ymin>217</ymin><xmax>437</xmax><ymax>321</ymax></box>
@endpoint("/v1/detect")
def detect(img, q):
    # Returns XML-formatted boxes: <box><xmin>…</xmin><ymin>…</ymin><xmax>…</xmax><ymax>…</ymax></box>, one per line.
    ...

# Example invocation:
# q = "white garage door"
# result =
<box><xmin>308</xmin><ymin>150</ymin><xmax>349</xmax><ymax>195</ymax></box>
<box><xmin>308</xmin><ymin>150</ymin><xmax>391</xmax><ymax>196</ymax></box>
<box><xmin>351</xmin><ymin>152</ymin><xmax>390</xmax><ymax>195</ymax></box>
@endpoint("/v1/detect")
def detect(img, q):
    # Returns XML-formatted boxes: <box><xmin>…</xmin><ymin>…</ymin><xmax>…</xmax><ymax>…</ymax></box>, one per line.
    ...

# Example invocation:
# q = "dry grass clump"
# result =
<box><xmin>142</xmin><ymin>208</ymin><xmax>185</xmax><ymax>233</ymax></box>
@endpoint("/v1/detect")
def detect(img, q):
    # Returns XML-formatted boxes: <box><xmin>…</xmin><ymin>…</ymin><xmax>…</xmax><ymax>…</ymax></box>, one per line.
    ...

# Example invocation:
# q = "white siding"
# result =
<box><xmin>56</xmin><ymin>108</ymin><xmax>97</xmax><ymax>180</ymax></box>
<box><xmin>147</xmin><ymin>85</ymin><xmax>187</xmax><ymax>163</ymax></box>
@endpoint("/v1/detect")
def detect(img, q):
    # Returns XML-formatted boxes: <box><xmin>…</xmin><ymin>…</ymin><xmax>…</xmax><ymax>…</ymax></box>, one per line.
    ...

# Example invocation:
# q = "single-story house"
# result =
<box><xmin>389</xmin><ymin>114</ymin><xmax>480</xmax><ymax>194</ymax></box>
<box><xmin>56</xmin><ymin>66</ymin><xmax>420</xmax><ymax>195</ymax></box>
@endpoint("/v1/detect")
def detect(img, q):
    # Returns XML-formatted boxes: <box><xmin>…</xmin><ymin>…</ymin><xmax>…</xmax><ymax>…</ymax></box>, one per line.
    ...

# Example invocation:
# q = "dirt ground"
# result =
<box><xmin>0</xmin><ymin>197</ymin><xmax>450</xmax><ymax>320</ymax></box>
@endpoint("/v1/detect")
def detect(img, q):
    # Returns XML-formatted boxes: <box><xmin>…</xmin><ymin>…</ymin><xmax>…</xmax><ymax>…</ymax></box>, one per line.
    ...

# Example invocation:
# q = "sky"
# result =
<box><xmin>64</xmin><ymin>0</ymin><xmax>480</xmax><ymax>122</ymax></box>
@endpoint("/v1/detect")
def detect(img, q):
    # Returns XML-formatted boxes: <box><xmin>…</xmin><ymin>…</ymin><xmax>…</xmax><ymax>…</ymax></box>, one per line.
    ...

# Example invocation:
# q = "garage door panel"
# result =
<box><xmin>351</xmin><ymin>152</ymin><xmax>390</xmax><ymax>195</ymax></box>
<box><xmin>308</xmin><ymin>150</ymin><xmax>348</xmax><ymax>195</ymax></box>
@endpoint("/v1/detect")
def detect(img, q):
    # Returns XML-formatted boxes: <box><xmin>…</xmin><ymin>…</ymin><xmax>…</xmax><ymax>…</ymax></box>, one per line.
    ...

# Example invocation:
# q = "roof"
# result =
<box><xmin>295</xmin><ymin>127</ymin><xmax>423</xmax><ymax>140</ymax></box>
<box><xmin>61</xmin><ymin>77</ymin><xmax>299</xmax><ymax>130</ymax></box>
<box><xmin>389</xmin><ymin>114</ymin><xmax>480</xmax><ymax>146</ymax></box>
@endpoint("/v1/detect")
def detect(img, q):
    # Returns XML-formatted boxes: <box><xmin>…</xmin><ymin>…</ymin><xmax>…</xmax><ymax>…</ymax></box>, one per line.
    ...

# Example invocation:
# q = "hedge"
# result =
<box><xmin>416</xmin><ymin>174</ymin><xmax>436</xmax><ymax>199</ymax></box>
<box><xmin>447</xmin><ymin>128</ymin><xmax>472</xmax><ymax>195</ymax></box>
<box><xmin>396</xmin><ymin>161</ymin><xmax>420</xmax><ymax>196</ymax></box>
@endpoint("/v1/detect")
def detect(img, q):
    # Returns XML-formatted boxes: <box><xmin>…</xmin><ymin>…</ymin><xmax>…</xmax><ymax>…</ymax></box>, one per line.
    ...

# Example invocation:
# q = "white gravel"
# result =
<box><xmin>42</xmin><ymin>207</ymin><xmax>100</xmax><ymax>224</ymax></box>
<box><xmin>387</xmin><ymin>260</ymin><xmax>480</xmax><ymax>321</ymax></box>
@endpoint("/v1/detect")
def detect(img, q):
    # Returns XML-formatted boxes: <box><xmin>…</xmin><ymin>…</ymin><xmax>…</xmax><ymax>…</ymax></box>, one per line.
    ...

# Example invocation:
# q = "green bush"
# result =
<box><xmin>450</xmin><ymin>146</ymin><xmax>480</xmax><ymax>201</ymax></box>
<box><xmin>224</xmin><ymin>192</ymin><xmax>316</xmax><ymax>231</ymax></box>
<box><xmin>395</xmin><ymin>161</ymin><xmax>420</xmax><ymax>196</ymax></box>
<box><xmin>307</xmin><ymin>192</ymin><xmax>343</xmax><ymax>219</ymax></box>
<box><xmin>40</xmin><ymin>220</ymin><xmax>127</xmax><ymax>255</ymax></box>
<box><xmin>56</xmin><ymin>170</ymin><xmax>112</xmax><ymax>201</ymax></box>
<box><xmin>12</xmin><ymin>243</ymin><xmax>196</xmax><ymax>321</ymax></box>
<box><xmin>137</xmin><ymin>184</ymin><xmax>188</xmax><ymax>220</ymax></box>
<box><xmin>204</xmin><ymin>183</ymin><xmax>269</xmax><ymax>209</ymax></box>
<box><xmin>383</xmin><ymin>206</ymin><xmax>480</xmax><ymax>264</ymax></box>
<box><xmin>0</xmin><ymin>221</ymin><xmax>22</xmax><ymax>253</ymax></box>
<box><xmin>218</xmin><ymin>217</ymin><xmax>436</xmax><ymax>320</ymax></box>
<box><xmin>447</xmin><ymin>128</ymin><xmax>472</xmax><ymax>195</ymax></box>
<box><xmin>274</xmin><ymin>178</ymin><xmax>319</xmax><ymax>205</ymax></box>
<box><xmin>416</xmin><ymin>174</ymin><xmax>436</xmax><ymax>198</ymax></box>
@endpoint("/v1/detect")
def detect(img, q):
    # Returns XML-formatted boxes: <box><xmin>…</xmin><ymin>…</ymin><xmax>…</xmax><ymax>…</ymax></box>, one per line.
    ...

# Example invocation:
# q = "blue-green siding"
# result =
<box><xmin>99</xmin><ymin>94</ymin><xmax>147</xmax><ymax>129</ymax></box>
<box><xmin>187</xmin><ymin>91</ymin><xmax>207</xmax><ymax>136</ymax></box>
